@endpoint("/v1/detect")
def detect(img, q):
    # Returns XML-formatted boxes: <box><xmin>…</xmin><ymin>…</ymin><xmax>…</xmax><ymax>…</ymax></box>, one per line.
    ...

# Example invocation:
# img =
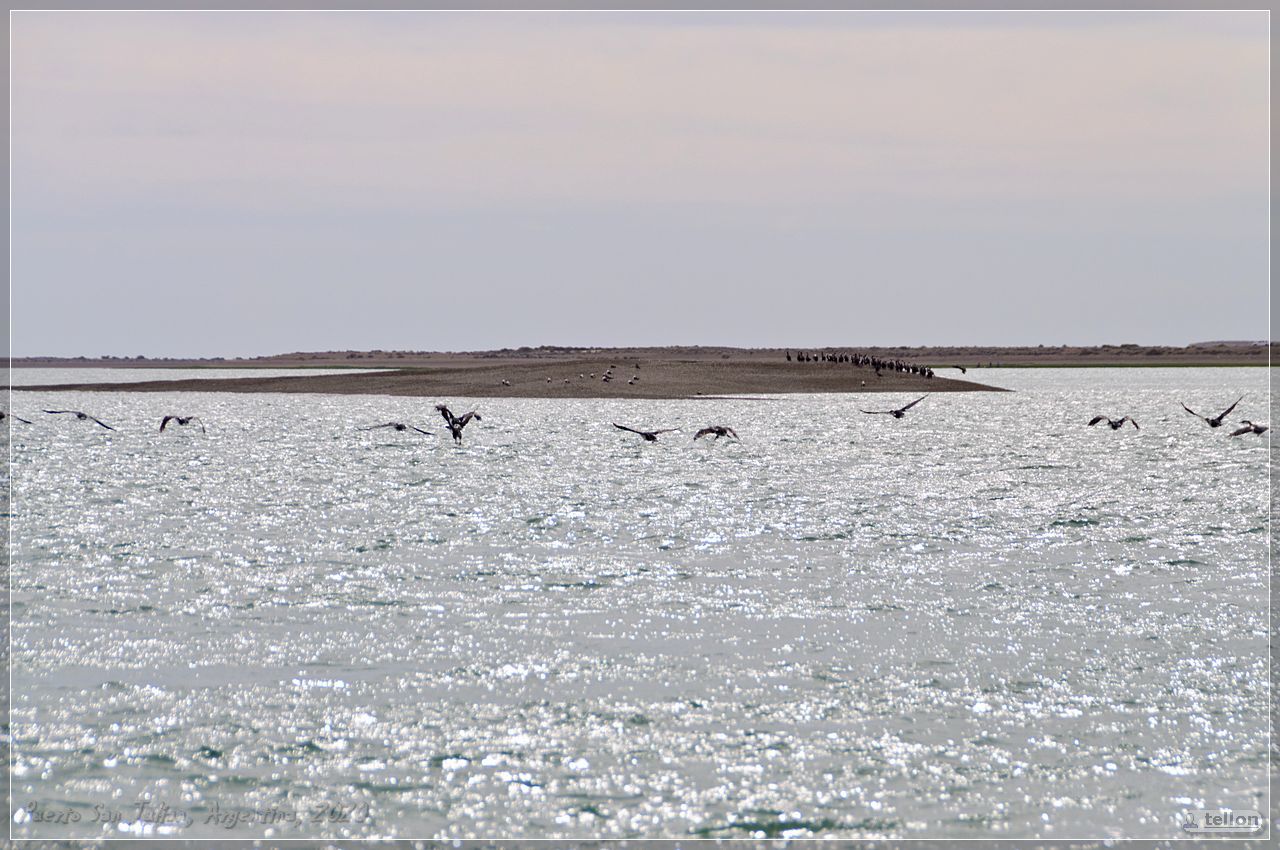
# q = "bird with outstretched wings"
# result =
<box><xmin>693</xmin><ymin>425</ymin><xmax>738</xmax><ymax>440</ymax></box>
<box><xmin>1088</xmin><ymin>415</ymin><xmax>1138</xmax><ymax>430</ymax></box>
<box><xmin>160</xmin><ymin>415</ymin><xmax>205</xmax><ymax>434</ymax></box>
<box><xmin>1181</xmin><ymin>395</ymin><xmax>1243</xmax><ymax>428</ymax></box>
<box><xmin>45</xmin><ymin>410</ymin><xmax>115</xmax><ymax>430</ymax></box>
<box><xmin>436</xmin><ymin>405</ymin><xmax>482</xmax><ymax>443</ymax></box>
<box><xmin>1229</xmin><ymin>420</ymin><xmax>1268</xmax><ymax>437</ymax></box>
<box><xmin>613</xmin><ymin>423</ymin><xmax>678</xmax><ymax>442</ymax></box>
<box><xmin>359</xmin><ymin>422</ymin><xmax>432</xmax><ymax>435</ymax></box>
<box><xmin>860</xmin><ymin>396</ymin><xmax>927</xmax><ymax>419</ymax></box>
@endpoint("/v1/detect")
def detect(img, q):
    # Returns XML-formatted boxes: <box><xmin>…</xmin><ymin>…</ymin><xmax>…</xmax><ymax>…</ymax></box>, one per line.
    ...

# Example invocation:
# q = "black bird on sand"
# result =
<box><xmin>1181</xmin><ymin>395</ymin><xmax>1244</xmax><ymax>428</ymax></box>
<box><xmin>359</xmin><ymin>422</ymin><xmax>432</xmax><ymax>435</ymax></box>
<box><xmin>1229</xmin><ymin>420</ymin><xmax>1269</xmax><ymax>437</ymax></box>
<box><xmin>1088</xmin><ymin>415</ymin><xmax>1139</xmax><ymax>430</ymax></box>
<box><xmin>693</xmin><ymin>425</ymin><xmax>738</xmax><ymax>440</ymax></box>
<box><xmin>44</xmin><ymin>410</ymin><xmax>115</xmax><ymax>430</ymax></box>
<box><xmin>160</xmin><ymin>415</ymin><xmax>206</xmax><ymax>434</ymax></box>
<box><xmin>861</xmin><ymin>396</ymin><xmax>927</xmax><ymax>419</ymax></box>
<box><xmin>613</xmin><ymin>423</ymin><xmax>678</xmax><ymax>442</ymax></box>
<box><xmin>436</xmin><ymin>405</ymin><xmax>481</xmax><ymax>443</ymax></box>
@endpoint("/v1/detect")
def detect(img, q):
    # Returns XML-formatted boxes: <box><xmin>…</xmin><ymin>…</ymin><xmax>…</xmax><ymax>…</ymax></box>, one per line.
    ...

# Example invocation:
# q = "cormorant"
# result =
<box><xmin>1181</xmin><ymin>395</ymin><xmax>1244</xmax><ymax>428</ymax></box>
<box><xmin>861</xmin><ymin>396</ymin><xmax>927</xmax><ymax>419</ymax></box>
<box><xmin>1087</xmin><ymin>415</ymin><xmax>1138</xmax><ymax>430</ymax></box>
<box><xmin>436</xmin><ymin>405</ymin><xmax>481</xmax><ymax>443</ymax></box>
<box><xmin>359</xmin><ymin>422</ymin><xmax>432</xmax><ymax>435</ymax></box>
<box><xmin>1230</xmin><ymin>420</ymin><xmax>1269</xmax><ymax>437</ymax></box>
<box><xmin>160</xmin><ymin>415</ymin><xmax>205</xmax><ymax>434</ymax></box>
<box><xmin>613</xmin><ymin>423</ymin><xmax>677</xmax><ymax>442</ymax></box>
<box><xmin>693</xmin><ymin>425</ymin><xmax>738</xmax><ymax>440</ymax></box>
<box><xmin>44</xmin><ymin>410</ymin><xmax>115</xmax><ymax>430</ymax></box>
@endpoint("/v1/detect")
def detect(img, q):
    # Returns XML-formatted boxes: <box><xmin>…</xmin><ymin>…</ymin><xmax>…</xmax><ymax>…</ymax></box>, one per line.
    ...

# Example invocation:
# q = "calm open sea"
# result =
<box><xmin>5</xmin><ymin>367</ymin><xmax>1270</xmax><ymax>839</ymax></box>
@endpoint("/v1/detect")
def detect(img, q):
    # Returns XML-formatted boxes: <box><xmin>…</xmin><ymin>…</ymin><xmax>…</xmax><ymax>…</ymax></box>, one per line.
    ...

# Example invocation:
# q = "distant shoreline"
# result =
<box><xmin>10</xmin><ymin>342</ymin><xmax>1271</xmax><ymax>371</ymax></box>
<box><xmin>8</xmin><ymin>344</ymin><xmax>1271</xmax><ymax>399</ymax></box>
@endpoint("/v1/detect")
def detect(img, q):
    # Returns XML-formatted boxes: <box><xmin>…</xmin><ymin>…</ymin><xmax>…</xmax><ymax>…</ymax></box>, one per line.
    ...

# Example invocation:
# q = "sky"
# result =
<box><xmin>10</xmin><ymin>10</ymin><xmax>1270</xmax><ymax>357</ymax></box>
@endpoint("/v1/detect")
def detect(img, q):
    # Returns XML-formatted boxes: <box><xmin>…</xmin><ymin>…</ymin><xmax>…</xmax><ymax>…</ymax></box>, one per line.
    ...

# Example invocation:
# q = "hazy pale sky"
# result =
<box><xmin>11</xmin><ymin>10</ymin><xmax>1270</xmax><ymax>357</ymax></box>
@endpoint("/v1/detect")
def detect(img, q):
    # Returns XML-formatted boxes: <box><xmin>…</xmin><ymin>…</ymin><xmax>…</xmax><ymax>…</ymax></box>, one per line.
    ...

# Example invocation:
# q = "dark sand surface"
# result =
<box><xmin>11</xmin><ymin>343</ymin><xmax>1271</xmax><ymax>398</ymax></box>
<box><xmin>11</xmin><ymin>356</ymin><xmax>999</xmax><ymax>398</ymax></box>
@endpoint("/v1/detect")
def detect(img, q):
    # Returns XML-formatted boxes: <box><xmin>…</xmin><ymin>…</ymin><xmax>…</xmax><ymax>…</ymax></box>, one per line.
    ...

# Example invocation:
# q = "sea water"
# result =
<box><xmin>5</xmin><ymin>367</ymin><xmax>1270</xmax><ymax>839</ymax></box>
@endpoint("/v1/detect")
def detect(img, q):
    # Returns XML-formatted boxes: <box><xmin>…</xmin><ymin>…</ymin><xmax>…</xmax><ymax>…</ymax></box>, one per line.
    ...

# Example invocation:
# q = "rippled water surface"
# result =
<box><xmin>7</xmin><ymin>368</ymin><xmax>1270</xmax><ymax>839</ymax></box>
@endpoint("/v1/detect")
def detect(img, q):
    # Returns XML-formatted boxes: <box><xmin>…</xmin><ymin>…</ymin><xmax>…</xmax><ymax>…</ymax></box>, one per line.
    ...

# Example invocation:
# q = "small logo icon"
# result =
<box><xmin>1181</xmin><ymin>809</ymin><xmax>1263</xmax><ymax>834</ymax></box>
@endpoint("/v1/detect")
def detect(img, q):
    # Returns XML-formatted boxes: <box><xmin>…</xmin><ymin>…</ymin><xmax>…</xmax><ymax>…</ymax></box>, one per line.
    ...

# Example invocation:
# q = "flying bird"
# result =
<box><xmin>160</xmin><ymin>415</ymin><xmax>205</xmax><ymax>434</ymax></box>
<box><xmin>693</xmin><ymin>425</ymin><xmax>738</xmax><ymax>440</ymax></box>
<box><xmin>1088</xmin><ymin>415</ymin><xmax>1139</xmax><ymax>430</ymax></box>
<box><xmin>1</xmin><ymin>411</ymin><xmax>32</xmax><ymax>424</ymax></box>
<box><xmin>861</xmin><ymin>396</ymin><xmax>927</xmax><ymax>419</ymax></box>
<box><xmin>44</xmin><ymin>410</ymin><xmax>115</xmax><ymax>430</ymax></box>
<box><xmin>358</xmin><ymin>422</ymin><xmax>432</xmax><ymax>435</ymax></box>
<box><xmin>1230</xmin><ymin>420</ymin><xmax>1269</xmax><ymax>437</ymax></box>
<box><xmin>436</xmin><ymin>405</ymin><xmax>481</xmax><ymax>444</ymax></box>
<box><xmin>950</xmin><ymin>365</ymin><xmax>968</xmax><ymax>374</ymax></box>
<box><xmin>1181</xmin><ymin>395</ymin><xmax>1244</xmax><ymax>428</ymax></box>
<box><xmin>613</xmin><ymin>423</ymin><xmax>678</xmax><ymax>442</ymax></box>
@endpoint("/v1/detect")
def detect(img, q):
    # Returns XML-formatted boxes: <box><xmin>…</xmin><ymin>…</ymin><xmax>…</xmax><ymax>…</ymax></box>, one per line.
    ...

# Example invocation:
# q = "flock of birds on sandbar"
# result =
<box><xmin>785</xmin><ymin>350</ymin><xmax>949</xmax><ymax>379</ymax></box>
<box><xmin>1</xmin><ymin>393</ymin><xmax>1267</xmax><ymax>443</ymax></box>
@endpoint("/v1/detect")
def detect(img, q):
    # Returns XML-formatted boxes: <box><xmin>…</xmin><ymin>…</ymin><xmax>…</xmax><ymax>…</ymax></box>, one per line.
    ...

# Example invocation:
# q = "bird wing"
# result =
<box><xmin>651</xmin><ymin>428</ymin><xmax>679</xmax><ymax>435</ymax></box>
<box><xmin>1125</xmin><ymin>417</ymin><xmax>1139</xmax><ymax>430</ymax></box>
<box><xmin>358</xmin><ymin>423</ymin><xmax>396</xmax><ymax>430</ymax></box>
<box><xmin>860</xmin><ymin>409</ymin><xmax>889</xmax><ymax>415</ymax></box>
<box><xmin>411</xmin><ymin>426</ymin><xmax>434</xmax><ymax>435</ymax></box>
<box><xmin>1087</xmin><ymin>416</ymin><xmax>1105</xmax><ymax>426</ymax></box>
<box><xmin>725</xmin><ymin>427</ymin><xmax>738</xmax><ymax>439</ymax></box>
<box><xmin>613</xmin><ymin>423</ymin><xmax>645</xmax><ymax>435</ymax></box>
<box><xmin>435</xmin><ymin>405</ymin><xmax>454</xmax><ymax>424</ymax></box>
<box><xmin>160</xmin><ymin>415</ymin><xmax>174</xmax><ymax>432</ymax></box>
<box><xmin>1217</xmin><ymin>395</ymin><xmax>1244</xmax><ymax>419</ymax></box>
<box><xmin>1180</xmin><ymin>402</ymin><xmax>1205</xmax><ymax>420</ymax></box>
<box><xmin>192</xmin><ymin>417</ymin><xmax>206</xmax><ymax>434</ymax></box>
<box><xmin>90</xmin><ymin>416</ymin><xmax>116</xmax><ymax>431</ymax></box>
<box><xmin>1229</xmin><ymin>425</ymin><xmax>1252</xmax><ymax>437</ymax></box>
<box><xmin>14</xmin><ymin>415</ymin><xmax>31</xmax><ymax>424</ymax></box>
<box><xmin>693</xmin><ymin>428</ymin><xmax>711</xmax><ymax>440</ymax></box>
<box><xmin>44</xmin><ymin>410</ymin><xmax>72</xmax><ymax>415</ymax></box>
<box><xmin>456</xmin><ymin>412</ymin><xmax>479</xmax><ymax>427</ymax></box>
<box><xmin>898</xmin><ymin>396</ymin><xmax>927</xmax><ymax>412</ymax></box>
